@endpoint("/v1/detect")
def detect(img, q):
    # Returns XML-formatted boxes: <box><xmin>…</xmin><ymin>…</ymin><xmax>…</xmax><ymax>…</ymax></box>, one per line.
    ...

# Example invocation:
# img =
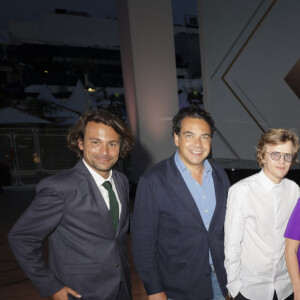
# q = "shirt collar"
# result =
<box><xmin>258</xmin><ymin>169</ymin><xmax>284</xmax><ymax>190</ymax></box>
<box><xmin>174</xmin><ymin>151</ymin><xmax>212</xmax><ymax>175</ymax></box>
<box><xmin>82</xmin><ymin>158</ymin><xmax>112</xmax><ymax>186</ymax></box>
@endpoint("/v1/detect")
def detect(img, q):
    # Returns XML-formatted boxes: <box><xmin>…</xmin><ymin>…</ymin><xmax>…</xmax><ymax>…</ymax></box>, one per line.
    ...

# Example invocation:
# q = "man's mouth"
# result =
<box><xmin>276</xmin><ymin>166</ymin><xmax>286</xmax><ymax>171</ymax></box>
<box><xmin>94</xmin><ymin>156</ymin><xmax>111</xmax><ymax>162</ymax></box>
<box><xmin>191</xmin><ymin>150</ymin><xmax>203</xmax><ymax>154</ymax></box>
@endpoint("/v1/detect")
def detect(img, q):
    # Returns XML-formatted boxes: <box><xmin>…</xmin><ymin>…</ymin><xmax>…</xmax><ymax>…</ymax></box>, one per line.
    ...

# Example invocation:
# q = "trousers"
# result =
<box><xmin>235</xmin><ymin>291</ymin><xmax>294</xmax><ymax>300</ymax></box>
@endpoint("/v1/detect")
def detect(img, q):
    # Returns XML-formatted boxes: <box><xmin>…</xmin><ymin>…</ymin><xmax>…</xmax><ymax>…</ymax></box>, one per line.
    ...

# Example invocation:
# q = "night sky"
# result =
<box><xmin>0</xmin><ymin>0</ymin><xmax>197</xmax><ymax>31</ymax></box>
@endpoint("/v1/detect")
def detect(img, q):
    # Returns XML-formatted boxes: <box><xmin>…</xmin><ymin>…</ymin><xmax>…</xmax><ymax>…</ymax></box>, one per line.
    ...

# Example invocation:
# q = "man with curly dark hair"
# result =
<box><xmin>9</xmin><ymin>110</ymin><xmax>134</xmax><ymax>300</ymax></box>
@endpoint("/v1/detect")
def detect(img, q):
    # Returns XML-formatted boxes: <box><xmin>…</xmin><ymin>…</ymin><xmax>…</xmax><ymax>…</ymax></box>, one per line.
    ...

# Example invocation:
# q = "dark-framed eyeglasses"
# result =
<box><xmin>266</xmin><ymin>151</ymin><xmax>294</xmax><ymax>163</ymax></box>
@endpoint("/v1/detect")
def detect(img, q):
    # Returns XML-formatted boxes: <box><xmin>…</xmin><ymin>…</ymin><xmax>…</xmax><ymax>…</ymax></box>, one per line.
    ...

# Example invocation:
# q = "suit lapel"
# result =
<box><xmin>75</xmin><ymin>160</ymin><xmax>115</xmax><ymax>235</ymax></box>
<box><xmin>112</xmin><ymin>172</ymin><xmax>127</xmax><ymax>236</ymax></box>
<box><xmin>168</xmin><ymin>157</ymin><xmax>207</xmax><ymax>227</ymax></box>
<box><xmin>168</xmin><ymin>156</ymin><xmax>226</xmax><ymax>232</ymax></box>
<box><xmin>209</xmin><ymin>165</ymin><xmax>225</xmax><ymax>232</ymax></box>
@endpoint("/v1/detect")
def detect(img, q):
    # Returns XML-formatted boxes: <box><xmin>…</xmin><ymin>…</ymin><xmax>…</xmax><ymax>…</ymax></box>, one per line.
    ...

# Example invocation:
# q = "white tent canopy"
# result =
<box><xmin>0</xmin><ymin>107</ymin><xmax>51</xmax><ymax>124</ymax></box>
<box><xmin>63</xmin><ymin>80</ymin><xmax>89</xmax><ymax>114</ymax></box>
<box><xmin>37</xmin><ymin>84</ymin><xmax>80</xmax><ymax>124</ymax></box>
<box><xmin>37</xmin><ymin>84</ymin><xmax>62</xmax><ymax>106</ymax></box>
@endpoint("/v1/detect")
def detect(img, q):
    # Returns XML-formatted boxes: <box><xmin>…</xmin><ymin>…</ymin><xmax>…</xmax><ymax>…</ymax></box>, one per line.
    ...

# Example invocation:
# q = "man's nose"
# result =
<box><xmin>279</xmin><ymin>154</ymin><xmax>285</xmax><ymax>163</ymax></box>
<box><xmin>98</xmin><ymin>144</ymin><xmax>108</xmax><ymax>154</ymax></box>
<box><xmin>195</xmin><ymin>137</ymin><xmax>203</xmax><ymax>146</ymax></box>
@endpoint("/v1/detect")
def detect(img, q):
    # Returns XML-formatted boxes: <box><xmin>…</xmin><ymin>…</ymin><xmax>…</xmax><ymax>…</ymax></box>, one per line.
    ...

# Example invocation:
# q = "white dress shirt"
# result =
<box><xmin>82</xmin><ymin>159</ymin><xmax>121</xmax><ymax>216</ymax></box>
<box><xmin>225</xmin><ymin>170</ymin><xmax>299</xmax><ymax>300</ymax></box>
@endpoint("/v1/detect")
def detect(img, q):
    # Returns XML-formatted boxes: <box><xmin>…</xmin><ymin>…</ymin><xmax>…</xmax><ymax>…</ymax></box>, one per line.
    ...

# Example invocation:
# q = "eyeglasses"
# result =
<box><xmin>266</xmin><ymin>151</ymin><xmax>294</xmax><ymax>163</ymax></box>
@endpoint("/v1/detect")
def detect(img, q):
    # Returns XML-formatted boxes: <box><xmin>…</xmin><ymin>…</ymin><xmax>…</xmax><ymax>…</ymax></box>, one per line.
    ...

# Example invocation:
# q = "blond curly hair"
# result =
<box><xmin>256</xmin><ymin>128</ymin><xmax>299</xmax><ymax>167</ymax></box>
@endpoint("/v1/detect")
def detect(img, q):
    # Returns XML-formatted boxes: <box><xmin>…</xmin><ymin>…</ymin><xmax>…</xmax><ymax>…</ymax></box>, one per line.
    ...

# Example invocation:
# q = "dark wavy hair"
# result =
<box><xmin>256</xmin><ymin>128</ymin><xmax>299</xmax><ymax>167</ymax></box>
<box><xmin>67</xmin><ymin>110</ymin><xmax>134</xmax><ymax>159</ymax></box>
<box><xmin>172</xmin><ymin>105</ymin><xmax>215</xmax><ymax>137</ymax></box>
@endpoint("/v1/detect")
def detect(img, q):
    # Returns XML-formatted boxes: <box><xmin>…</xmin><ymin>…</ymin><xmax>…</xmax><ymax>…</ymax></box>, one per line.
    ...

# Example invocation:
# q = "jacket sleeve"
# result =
<box><xmin>131</xmin><ymin>175</ymin><xmax>164</xmax><ymax>295</ymax></box>
<box><xmin>224</xmin><ymin>184</ymin><xmax>247</xmax><ymax>298</ymax></box>
<box><xmin>8</xmin><ymin>179</ymin><xmax>65</xmax><ymax>298</ymax></box>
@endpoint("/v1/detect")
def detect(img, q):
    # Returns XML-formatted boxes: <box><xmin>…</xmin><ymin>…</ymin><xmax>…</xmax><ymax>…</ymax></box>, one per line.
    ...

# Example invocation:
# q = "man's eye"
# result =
<box><xmin>92</xmin><ymin>141</ymin><xmax>98</xmax><ymax>145</ymax></box>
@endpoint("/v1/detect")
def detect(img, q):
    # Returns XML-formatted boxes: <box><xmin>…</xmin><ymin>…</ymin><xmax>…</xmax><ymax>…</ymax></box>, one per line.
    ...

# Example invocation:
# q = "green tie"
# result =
<box><xmin>102</xmin><ymin>181</ymin><xmax>119</xmax><ymax>232</ymax></box>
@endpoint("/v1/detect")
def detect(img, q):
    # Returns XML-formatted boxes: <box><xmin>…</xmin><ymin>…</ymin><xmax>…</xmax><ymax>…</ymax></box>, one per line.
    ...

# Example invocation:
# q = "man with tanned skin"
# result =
<box><xmin>132</xmin><ymin>106</ymin><xmax>230</xmax><ymax>300</ymax></box>
<box><xmin>9</xmin><ymin>110</ymin><xmax>134</xmax><ymax>300</ymax></box>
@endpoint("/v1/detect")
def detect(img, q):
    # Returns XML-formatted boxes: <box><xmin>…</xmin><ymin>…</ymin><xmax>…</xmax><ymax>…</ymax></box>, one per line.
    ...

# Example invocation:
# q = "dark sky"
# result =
<box><xmin>0</xmin><ymin>0</ymin><xmax>197</xmax><ymax>31</ymax></box>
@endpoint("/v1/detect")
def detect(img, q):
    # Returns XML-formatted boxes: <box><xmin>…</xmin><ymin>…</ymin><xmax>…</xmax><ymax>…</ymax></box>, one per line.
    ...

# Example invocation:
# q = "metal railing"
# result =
<box><xmin>0</xmin><ymin>128</ymin><xmax>78</xmax><ymax>186</ymax></box>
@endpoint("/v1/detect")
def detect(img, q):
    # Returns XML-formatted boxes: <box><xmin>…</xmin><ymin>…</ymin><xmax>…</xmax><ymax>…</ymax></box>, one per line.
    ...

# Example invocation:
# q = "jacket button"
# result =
<box><xmin>206</xmin><ymin>273</ymin><xmax>211</xmax><ymax>278</ymax></box>
<box><xmin>115</xmin><ymin>264</ymin><xmax>120</xmax><ymax>268</ymax></box>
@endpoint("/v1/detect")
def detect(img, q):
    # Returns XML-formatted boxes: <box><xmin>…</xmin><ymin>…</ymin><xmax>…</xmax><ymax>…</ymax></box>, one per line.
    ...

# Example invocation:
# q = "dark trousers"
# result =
<box><xmin>68</xmin><ymin>283</ymin><xmax>130</xmax><ymax>300</ymax></box>
<box><xmin>116</xmin><ymin>282</ymin><xmax>130</xmax><ymax>300</ymax></box>
<box><xmin>235</xmin><ymin>291</ymin><xmax>294</xmax><ymax>300</ymax></box>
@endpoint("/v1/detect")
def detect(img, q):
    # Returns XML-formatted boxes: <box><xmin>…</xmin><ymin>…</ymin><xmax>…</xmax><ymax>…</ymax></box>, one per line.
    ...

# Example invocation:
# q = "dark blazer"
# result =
<box><xmin>8</xmin><ymin>160</ymin><xmax>132</xmax><ymax>300</ymax></box>
<box><xmin>131</xmin><ymin>154</ymin><xmax>230</xmax><ymax>300</ymax></box>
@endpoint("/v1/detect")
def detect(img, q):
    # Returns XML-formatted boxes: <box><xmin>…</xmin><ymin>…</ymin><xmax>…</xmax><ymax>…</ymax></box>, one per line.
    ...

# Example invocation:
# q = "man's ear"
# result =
<box><xmin>260</xmin><ymin>154</ymin><xmax>265</xmax><ymax>168</ymax></box>
<box><xmin>174</xmin><ymin>134</ymin><xmax>179</xmax><ymax>147</ymax></box>
<box><xmin>78</xmin><ymin>139</ymin><xmax>83</xmax><ymax>150</ymax></box>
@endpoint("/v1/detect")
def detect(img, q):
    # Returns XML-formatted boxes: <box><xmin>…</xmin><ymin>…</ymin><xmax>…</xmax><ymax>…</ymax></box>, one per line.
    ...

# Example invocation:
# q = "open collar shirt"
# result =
<box><xmin>175</xmin><ymin>151</ymin><xmax>216</xmax><ymax>264</ymax></box>
<box><xmin>225</xmin><ymin>169</ymin><xmax>300</xmax><ymax>300</ymax></box>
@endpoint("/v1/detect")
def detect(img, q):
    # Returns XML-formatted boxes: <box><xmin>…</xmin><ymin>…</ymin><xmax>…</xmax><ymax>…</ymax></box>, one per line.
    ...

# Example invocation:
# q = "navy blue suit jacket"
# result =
<box><xmin>8</xmin><ymin>160</ymin><xmax>132</xmax><ymax>300</ymax></box>
<box><xmin>131</xmin><ymin>154</ymin><xmax>230</xmax><ymax>300</ymax></box>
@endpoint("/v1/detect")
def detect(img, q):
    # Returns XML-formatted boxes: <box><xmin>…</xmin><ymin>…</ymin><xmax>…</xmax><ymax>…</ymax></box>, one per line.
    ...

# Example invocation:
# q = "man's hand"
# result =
<box><xmin>294</xmin><ymin>289</ymin><xmax>300</xmax><ymax>300</ymax></box>
<box><xmin>225</xmin><ymin>291</ymin><xmax>232</xmax><ymax>300</ymax></box>
<box><xmin>50</xmin><ymin>286</ymin><xmax>81</xmax><ymax>300</ymax></box>
<box><xmin>148</xmin><ymin>292</ymin><xmax>168</xmax><ymax>300</ymax></box>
